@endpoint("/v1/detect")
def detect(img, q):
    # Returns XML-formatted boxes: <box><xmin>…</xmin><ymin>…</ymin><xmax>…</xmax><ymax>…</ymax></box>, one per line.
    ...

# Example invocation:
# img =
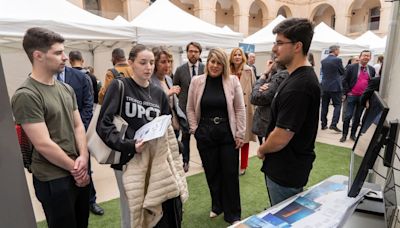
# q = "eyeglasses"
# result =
<box><xmin>273</xmin><ymin>41</ymin><xmax>295</xmax><ymax>46</ymax></box>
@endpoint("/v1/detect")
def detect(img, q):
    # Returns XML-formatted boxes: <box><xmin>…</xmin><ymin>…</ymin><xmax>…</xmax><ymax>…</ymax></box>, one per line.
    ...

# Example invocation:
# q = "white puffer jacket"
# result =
<box><xmin>122</xmin><ymin>126</ymin><xmax>189</xmax><ymax>228</ymax></box>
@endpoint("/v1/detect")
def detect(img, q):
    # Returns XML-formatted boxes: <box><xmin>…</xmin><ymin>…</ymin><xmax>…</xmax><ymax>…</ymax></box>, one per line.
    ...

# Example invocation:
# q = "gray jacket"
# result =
<box><xmin>250</xmin><ymin>70</ymin><xmax>289</xmax><ymax>137</ymax></box>
<box><xmin>150</xmin><ymin>74</ymin><xmax>188</xmax><ymax>133</ymax></box>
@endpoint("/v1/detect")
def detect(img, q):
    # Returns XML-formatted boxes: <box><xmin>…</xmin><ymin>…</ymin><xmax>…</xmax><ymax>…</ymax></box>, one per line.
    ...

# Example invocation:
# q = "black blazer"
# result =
<box><xmin>320</xmin><ymin>54</ymin><xmax>345</xmax><ymax>92</ymax></box>
<box><xmin>342</xmin><ymin>63</ymin><xmax>375</xmax><ymax>95</ymax></box>
<box><xmin>173</xmin><ymin>62</ymin><xmax>204</xmax><ymax>113</ymax></box>
<box><xmin>64</xmin><ymin>67</ymin><xmax>94</xmax><ymax>129</ymax></box>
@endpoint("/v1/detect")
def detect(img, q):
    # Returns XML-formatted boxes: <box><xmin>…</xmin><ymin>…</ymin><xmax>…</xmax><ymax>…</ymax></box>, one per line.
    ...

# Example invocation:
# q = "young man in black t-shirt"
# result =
<box><xmin>257</xmin><ymin>18</ymin><xmax>321</xmax><ymax>206</ymax></box>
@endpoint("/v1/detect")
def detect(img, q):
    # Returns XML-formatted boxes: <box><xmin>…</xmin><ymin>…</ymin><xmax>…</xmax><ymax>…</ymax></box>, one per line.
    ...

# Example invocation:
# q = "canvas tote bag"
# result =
<box><xmin>87</xmin><ymin>80</ymin><xmax>128</xmax><ymax>164</ymax></box>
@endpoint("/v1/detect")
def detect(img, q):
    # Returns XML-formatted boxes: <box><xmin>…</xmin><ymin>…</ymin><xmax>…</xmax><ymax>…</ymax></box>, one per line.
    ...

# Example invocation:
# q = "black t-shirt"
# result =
<box><xmin>261</xmin><ymin>66</ymin><xmax>321</xmax><ymax>188</ymax></box>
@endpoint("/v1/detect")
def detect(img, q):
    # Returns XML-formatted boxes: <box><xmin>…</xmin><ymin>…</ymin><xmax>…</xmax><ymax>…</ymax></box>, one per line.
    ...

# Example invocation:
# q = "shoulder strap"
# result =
<box><xmin>110</xmin><ymin>68</ymin><xmax>122</xmax><ymax>79</ymax></box>
<box><xmin>116</xmin><ymin>79</ymin><xmax>125</xmax><ymax>116</ymax></box>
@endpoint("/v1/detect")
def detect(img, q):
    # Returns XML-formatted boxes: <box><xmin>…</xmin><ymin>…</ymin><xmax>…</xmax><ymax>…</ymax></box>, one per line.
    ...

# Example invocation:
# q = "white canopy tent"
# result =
<box><xmin>355</xmin><ymin>31</ymin><xmax>387</xmax><ymax>54</ymax></box>
<box><xmin>242</xmin><ymin>15</ymin><xmax>286</xmax><ymax>52</ymax></box>
<box><xmin>0</xmin><ymin>0</ymin><xmax>136</xmax><ymax>50</ymax></box>
<box><xmin>312</xmin><ymin>22</ymin><xmax>367</xmax><ymax>55</ymax></box>
<box><xmin>130</xmin><ymin>0</ymin><xmax>244</xmax><ymax>48</ymax></box>
<box><xmin>244</xmin><ymin>18</ymin><xmax>367</xmax><ymax>55</ymax></box>
<box><xmin>0</xmin><ymin>0</ymin><xmax>136</xmax><ymax>96</ymax></box>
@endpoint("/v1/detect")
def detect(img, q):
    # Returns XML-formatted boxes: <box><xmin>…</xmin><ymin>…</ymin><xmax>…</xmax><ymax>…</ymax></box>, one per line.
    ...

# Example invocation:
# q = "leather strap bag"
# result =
<box><xmin>87</xmin><ymin>80</ymin><xmax>128</xmax><ymax>164</ymax></box>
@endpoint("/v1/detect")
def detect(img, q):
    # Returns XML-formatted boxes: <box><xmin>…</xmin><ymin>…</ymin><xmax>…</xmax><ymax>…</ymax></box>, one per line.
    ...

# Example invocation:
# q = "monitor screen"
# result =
<box><xmin>348</xmin><ymin>91</ymin><xmax>390</xmax><ymax>197</ymax></box>
<box><xmin>384</xmin><ymin>167</ymin><xmax>397</xmax><ymax>227</ymax></box>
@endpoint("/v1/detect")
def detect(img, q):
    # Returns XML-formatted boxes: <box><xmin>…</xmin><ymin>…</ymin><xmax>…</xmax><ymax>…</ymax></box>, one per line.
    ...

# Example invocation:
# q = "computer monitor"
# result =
<box><xmin>384</xmin><ymin>120</ymin><xmax>399</xmax><ymax>167</ymax></box>
<box><xmin>383</xmin><ymin>167</ymin><xmax>397</xmax><ymax>228</ymax></box>
<box><xmin>348</xmin><ymin>91</ymin><xmax>390</xmax><ymax>197</ymax></box>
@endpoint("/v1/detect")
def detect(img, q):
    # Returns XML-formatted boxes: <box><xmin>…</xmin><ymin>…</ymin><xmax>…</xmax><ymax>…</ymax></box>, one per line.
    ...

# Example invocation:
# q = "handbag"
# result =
<box><xmin>86</xmin><ymin>80</ymin><xmax>128</xmax><ymax>164</ymax></box>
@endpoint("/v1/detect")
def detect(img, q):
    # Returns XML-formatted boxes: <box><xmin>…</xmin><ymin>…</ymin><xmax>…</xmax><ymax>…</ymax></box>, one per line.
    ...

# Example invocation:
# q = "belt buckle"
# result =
<box><xmin>213</xmin><ymin>117</ymin><xmax>221</xmax><ymax>124</ymax></box>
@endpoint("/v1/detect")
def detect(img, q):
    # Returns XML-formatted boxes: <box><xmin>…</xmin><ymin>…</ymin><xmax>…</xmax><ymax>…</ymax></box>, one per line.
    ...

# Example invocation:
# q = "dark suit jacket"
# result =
<box><xmin>320</xmin><ymin>54</ymin><xmax>345</xmax><ymax>92</ymax></box>
<box><xmin>360</xmin><ymin>76</ymin><xmax>381</xmax><ymax>107</ymax></box>
<box><xmin>64</xmin><ymin>67</ymin><xmax>93</xmax><ymax>129</ymax></box>
<box><xmin>173</xmin><ymin>62</ymin><xmax>204</xmax><ymax>113</ymax></box>
<box><xmin>342</xmin><ymin>63</ymin><xmax>376</xmax><ymax>96</ymax></box>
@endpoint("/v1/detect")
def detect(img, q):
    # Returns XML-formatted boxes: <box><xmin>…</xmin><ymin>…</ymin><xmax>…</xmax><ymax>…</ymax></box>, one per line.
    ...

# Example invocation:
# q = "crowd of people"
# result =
<box><xmin>11</xmin><ymin>16</ymin><xmax>383</xmax><ymax>228</ymax></box>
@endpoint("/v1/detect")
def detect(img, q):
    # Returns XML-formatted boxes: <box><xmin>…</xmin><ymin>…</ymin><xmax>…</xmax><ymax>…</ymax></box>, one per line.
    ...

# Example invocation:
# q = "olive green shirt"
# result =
<box><xmin>12</xmin><ymin>77</ymin><xmax>79</xmax><ymax>181</ymax></box>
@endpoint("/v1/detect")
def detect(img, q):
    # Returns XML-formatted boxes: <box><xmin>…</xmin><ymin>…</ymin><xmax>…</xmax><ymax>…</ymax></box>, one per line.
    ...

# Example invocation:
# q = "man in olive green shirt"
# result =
<box><xmin>11</xmin><ymin>27</ymin><xmax>90</xmax><ymax>228</ymax></box>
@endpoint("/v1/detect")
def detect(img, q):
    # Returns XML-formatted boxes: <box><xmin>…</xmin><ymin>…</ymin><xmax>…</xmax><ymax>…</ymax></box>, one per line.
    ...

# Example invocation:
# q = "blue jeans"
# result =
<box><xmin>265</xmin><ymin>175</ymin><xmax>303</xmax><ymax>206</ymax></box>
<box><xmin>342</xmin><ymin>95</ymin><xmax>364</xmax><ymax>137</ymax></box>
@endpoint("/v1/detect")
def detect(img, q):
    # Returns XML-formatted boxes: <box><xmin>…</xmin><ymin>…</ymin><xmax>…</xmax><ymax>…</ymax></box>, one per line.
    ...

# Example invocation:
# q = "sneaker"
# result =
<box><xmin>239</xmin><ymin>169</ymin><xmax>246</xmax><ymax>176</ymax></box>
<box><xmin>321</xmin><ymin>125</ymin><xmax>328</xmax><ymax>130</ymax></box>
<box><xmin>209</xmin><ymin>211</ymin><xmax>219</xmax><ymax>218</ymax></box>
<box><xmin>329</xmin><ymin>126</ymin><xmax>342</xmax><ymax>132</ymax></box>
<box><xmin>339</xmin><ymin>136</ymin><xmax>346</xmax><ymax>142</ymax></box>
<box><xmin>350</xmin><ymin>135</ymin><xmax>356</xmax><ymax>141</ymax></box>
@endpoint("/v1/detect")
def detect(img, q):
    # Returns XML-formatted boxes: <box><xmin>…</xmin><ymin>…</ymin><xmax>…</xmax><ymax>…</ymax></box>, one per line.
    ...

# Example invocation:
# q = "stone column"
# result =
<box><xmin>194</xmin><ymin>0</ymin><xmax>214</xmax><ymax>24</ymax></box>
<box><xmin>378</xmin><ymin>3</ymin><xmax>393</xmax><ymax>35</ymax></box>
<box><xmin>234</xmin><ymin>13</ymin><xmax>249</xmax><ymax>36</ymax></box>
<box><xmin>335</xmin><ymin>12</ymin><xmax>351</xmax><ymax>35</ymax></box>
<box><xmin>196</xmin><ymin>6</ymin><xmax>216</xmax><ymax>24</ymax></box>
<box><xmin>123</xmin><ymin>0</ymin><xmax>150</xmax><ymax>21</ymax></box>
<box><xmin>68</xmin><ymin>0</ymin><xmax>83</xmax><ymax>8</ymax></box>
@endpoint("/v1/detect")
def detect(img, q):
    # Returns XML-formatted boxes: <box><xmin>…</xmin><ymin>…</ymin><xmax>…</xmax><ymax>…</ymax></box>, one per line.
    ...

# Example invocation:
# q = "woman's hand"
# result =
<box><xmin>262</xmin><ymin>60</ymin><xmax>274</xmax><ymax>79</ymax></box>
<box><xmin>135</xmin><ymin>140</ymin><xmax>147</xmax><ymax>153</ymax></box>
<box><xmin>168</xmin><ymin>85</ymin><xmax>181</xmax><ymax>96</ymax></box>
<box><xmin>259</xmin><ymin>83</ymin><xmax>270</xmax><ymax>92</ymax></box>
<box><xmin>235</xmin><ymin>138</ymin><xmax>244</xmax><ymax>149</ymax></box>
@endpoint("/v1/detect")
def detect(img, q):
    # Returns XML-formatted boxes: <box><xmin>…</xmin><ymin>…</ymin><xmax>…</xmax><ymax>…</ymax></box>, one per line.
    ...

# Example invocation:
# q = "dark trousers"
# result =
<box><xmin>195</xmin><ymin>121</ymin><xmax>241</xmax><ymax>223</ymax></box>
<box><xmin>33</xmin><ymin>175</ymin><xmax>90</xmax><ymax>228</ymax></box>
<box><xmin>181</xmin><ymin>131</ymin><xmax>191</xmax><ymax>164</ymax></box>
<box><xmin>321</xmin><ymin>91</ymin><xmax>342</xmax><ymax>127</ymax></box>
<box><xmin>88</xmin><ymin>158</ymin><xmax>97</xmax><ymax>204</ymax></box>
<box><xmin>154</xmin><ymin>196</ymin><xmax>183</xmax><ymax>228</ymax></box>
<box><xmin>342</xmin><ymin>95</ymin><xmax>364</xmax><ymax>137</ymax></box>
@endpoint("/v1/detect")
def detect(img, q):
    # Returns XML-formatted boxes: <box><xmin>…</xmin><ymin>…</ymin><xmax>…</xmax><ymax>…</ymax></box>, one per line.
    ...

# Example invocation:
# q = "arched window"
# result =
<box><xmin>83</xmin><ymin>0</ymin><xmax>101</xmax><ymax>15</ymax></box>
<box><xmin>369</xmin><ymin>7</ymin><xmax>380</xmax><ymax>30</ymax></box>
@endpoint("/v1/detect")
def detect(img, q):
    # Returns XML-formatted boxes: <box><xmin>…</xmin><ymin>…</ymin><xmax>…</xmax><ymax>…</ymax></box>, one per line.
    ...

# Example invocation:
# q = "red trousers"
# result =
<box><xmin>240</xmin><ymin>143</ymin><xmax>249</xmax><ymax>169</ymax></box>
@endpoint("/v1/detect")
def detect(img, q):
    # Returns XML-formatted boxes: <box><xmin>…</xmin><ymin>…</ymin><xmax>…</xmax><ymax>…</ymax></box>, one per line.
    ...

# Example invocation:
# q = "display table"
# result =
<box><xmin>231</xmin><ymin>175</ymin><xmax>385</xmax><ymax>228</ymax></box>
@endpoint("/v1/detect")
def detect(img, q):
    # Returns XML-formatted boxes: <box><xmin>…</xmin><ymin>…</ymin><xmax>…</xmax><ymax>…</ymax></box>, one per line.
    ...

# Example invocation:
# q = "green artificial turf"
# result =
<box><xmin>38</xmin><ymin>142</ymin><xmax>350</xmax><ymax>228</ymax></box>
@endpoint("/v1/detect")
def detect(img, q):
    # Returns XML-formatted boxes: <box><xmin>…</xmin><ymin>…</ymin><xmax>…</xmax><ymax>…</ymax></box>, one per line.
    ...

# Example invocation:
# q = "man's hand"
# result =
<box><xmin>259</xmin><ymin>83</ymin><xmax>270</xmax><ymax>92</ymax></box>
<box><xmin>342</xmin><ymin>95</ymin><xmax>346</xmax><ymax>102</ymax></box>
<box><xmin>257</xmin><ymin>148</ymin><xmax>265</xmax><ymax>160</ymax></box>
<box><xmin>366</xmin><ymin>100</ymin><xmax>370</xmax><ymax>109</ymax></box>
<box><xmin>75</xmin><ymin>173</ymin><xmax>90</xmax><ymax>187</ymax></box>
<box><xmin>70</xmin><ymin>155</ymin><xmax>88</xmax><ymax>181</ymax></box>
<box><xmin>135</xmin><ymin>140</ymin><xmax>146</xmax><ymax>153</ymax></box>
<box><xmin>235</xmin><ymin>138</ymin><xmax>244</xmax><ymax>149</ymax></box>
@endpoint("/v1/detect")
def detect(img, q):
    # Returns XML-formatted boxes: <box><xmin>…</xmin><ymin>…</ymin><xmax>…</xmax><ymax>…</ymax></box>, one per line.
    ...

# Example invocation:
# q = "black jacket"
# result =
<box><xmin>342</xmin><ymin>63</ymin><xmax>375</xmax><ymax>96</ymax></box>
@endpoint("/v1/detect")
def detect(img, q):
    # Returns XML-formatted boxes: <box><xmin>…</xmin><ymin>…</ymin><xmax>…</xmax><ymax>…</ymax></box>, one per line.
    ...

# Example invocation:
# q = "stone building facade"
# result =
<box><xmin>69</xmin><ymin>0</ymin><xmax>392</xmax><ymax>37</ymax></box>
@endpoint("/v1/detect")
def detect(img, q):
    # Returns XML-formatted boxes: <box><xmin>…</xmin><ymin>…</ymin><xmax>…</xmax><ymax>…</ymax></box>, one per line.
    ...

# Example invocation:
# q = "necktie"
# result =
<box><xmin>192</xmin><ymin>64</ymin><xmax>196</xmax><ymax>77</ymax></box>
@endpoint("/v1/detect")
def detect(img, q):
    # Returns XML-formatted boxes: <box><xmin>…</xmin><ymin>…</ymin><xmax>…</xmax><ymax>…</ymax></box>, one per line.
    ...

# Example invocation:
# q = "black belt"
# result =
<box><xmin>200</xmin><ymin>117</ymin><xmax>227</xmax><ymax>125</ymax></box>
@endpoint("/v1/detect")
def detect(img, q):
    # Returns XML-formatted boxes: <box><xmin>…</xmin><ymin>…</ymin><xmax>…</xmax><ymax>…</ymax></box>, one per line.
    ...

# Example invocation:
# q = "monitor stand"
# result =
<box><xmin>356</xmin><ymin>189</ymin><xmax>385</xmax><ymax>216</ymax></box>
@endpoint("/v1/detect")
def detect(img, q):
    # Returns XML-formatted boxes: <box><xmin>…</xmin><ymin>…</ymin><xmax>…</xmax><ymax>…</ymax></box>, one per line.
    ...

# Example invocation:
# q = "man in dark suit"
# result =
<box><xmin>173</xmin><ymin>41</ymin><xmax>204</xmax><ymax>172</ymax></box>
<box><xmin>68</xmin><ymin>51</ymin><xmax>104</xmax><ymax>216</ymax></box>
<box><xmin>59</xmin><ymin>66</ymin><xmax>93</xmax><ymax>129</ymax></box>
<box><xmin>340</xmin><ymin>50</ymin><xmax>375</xmax><ymax>142</ymax></box>
<box><xmin>320</xmin><ymin>45</ymin><xmax>345</xmax><ymax>132</ymax></box>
